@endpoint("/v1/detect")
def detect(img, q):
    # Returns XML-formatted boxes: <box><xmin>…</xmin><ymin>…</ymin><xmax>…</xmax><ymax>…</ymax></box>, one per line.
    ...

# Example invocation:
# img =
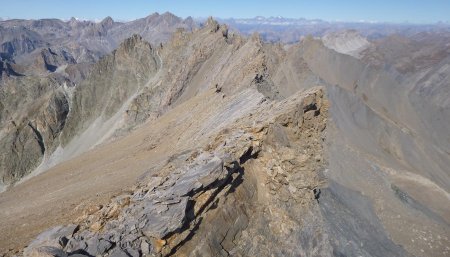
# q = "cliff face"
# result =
<box><xmin>0</xmin><ymin>34</ymin><xmax>158</xmax><ymax>185</ymax></box>
<box><xmin>60</xmin><ymin>35</ymin><xmax>160</xmax><ymax>146</ymax></box>
<box><xmin>0</xmin><ymin>75</ymin><xmax>70</xmax><ymax>184</ymax></box>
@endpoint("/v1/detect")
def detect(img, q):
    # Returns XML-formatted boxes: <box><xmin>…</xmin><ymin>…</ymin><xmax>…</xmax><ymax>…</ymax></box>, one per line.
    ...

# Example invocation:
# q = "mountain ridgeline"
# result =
<box><xmin>0</xmin><ymin>13</ymin><xmax>449</xmax><ymax>257</ymax></box>
<box><xmin>0</xmin><ymin>13</ymin><xmax>195</xmax><ymax>186</ymax></box>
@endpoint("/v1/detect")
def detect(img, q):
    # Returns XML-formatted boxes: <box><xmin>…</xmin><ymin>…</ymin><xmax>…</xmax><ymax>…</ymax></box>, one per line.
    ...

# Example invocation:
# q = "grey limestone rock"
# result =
<box><xmin>108</xmin><ymin>248</ymin><xmax>129</xmax><ymax>257</ymax></box>
<box><xmin>85</xmin><ymin>236</ymin><xmax>113</xmax><ymax>256</ymax></box>
<box><xmin>23</xmin><ymin>225</ymin><xmax>78</xmax><ymax>256</ymax></box>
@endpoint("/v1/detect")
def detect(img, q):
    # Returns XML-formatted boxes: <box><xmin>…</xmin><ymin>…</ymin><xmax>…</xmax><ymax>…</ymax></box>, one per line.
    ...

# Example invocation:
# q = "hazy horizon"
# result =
<box><xmin>0</xmin><ymin>0</ymin><xmax>449</xmax><ymax>24</ymax></box>
<box><xmin>1</xmin><ymin>11</ymin><xmax>449</xmax><ymax>26</ymax></box>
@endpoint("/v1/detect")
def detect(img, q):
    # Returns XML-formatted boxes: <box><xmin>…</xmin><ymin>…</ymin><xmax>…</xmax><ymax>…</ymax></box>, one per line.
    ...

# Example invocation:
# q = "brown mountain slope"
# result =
<box><xmin>0</xmin><ymin>19</ymin><xmax>448</xmax><ymax>257</ymax></box>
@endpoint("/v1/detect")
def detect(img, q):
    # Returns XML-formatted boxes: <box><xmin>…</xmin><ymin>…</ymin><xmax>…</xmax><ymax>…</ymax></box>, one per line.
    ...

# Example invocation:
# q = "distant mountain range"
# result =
<box><xmin>0</xmin><ymin>12</ymin><xmax>196</xmax><ymax>66</ymax></box>
<box><xmin>216</xmin><ymin>16</ymin><xmax>450</xmax><ymax>42</ymax></box>
<box><xmin>224</xmin><ymin>16</ymin><xmax>326</xmax><ymax>26</ymax></box>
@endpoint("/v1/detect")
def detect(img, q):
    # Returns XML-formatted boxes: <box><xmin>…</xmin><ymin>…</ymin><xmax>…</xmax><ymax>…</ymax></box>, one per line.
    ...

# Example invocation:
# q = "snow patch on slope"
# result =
<box><xmin>322</xmin><ymin>30</ymin><xmax>370</xmax><ymax>58</ymax></box>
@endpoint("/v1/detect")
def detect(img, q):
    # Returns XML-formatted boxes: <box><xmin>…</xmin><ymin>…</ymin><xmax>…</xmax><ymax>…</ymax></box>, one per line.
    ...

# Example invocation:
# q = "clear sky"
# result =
<box><xmin>0</xmin><ymin>0</ymin><xmax>448</xmax><ymax>23</ymax></box>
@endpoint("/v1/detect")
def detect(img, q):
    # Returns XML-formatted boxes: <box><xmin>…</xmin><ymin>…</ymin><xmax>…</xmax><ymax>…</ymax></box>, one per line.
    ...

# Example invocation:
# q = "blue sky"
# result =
<box><xmin>0</xmin><ymin>0</ymin><xmax>448</xmax><ymax>23</ymax></box>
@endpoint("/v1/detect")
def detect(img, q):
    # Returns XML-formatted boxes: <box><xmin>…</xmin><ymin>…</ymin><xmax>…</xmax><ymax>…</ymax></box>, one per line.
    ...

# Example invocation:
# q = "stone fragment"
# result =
<box><xmin>64</xmin><ymin>238</ymin><xmax>87</xmax><ymax>253</ymax></box>
<box><xmin>108</xmin><ymin>247</ymin><xmax>129</xmax><ymax>257</ymax></box>
<box><xmin>141</xmin><ymin>197</ymin><xmax>188</xmax><ymax>238</ymax></box>
<box><xmin>194</xmin><ymin>189</ymin><xmax>214</xmax><ymax>215</ymax></box>
<box><xmin>125</xmin><ymin>248</ymin><xmax>140</xmax><ymax>257</ymax></box>
<box><xmin>85</xmin><ymin>236</ymin><xmax>113</xmax><ymax>256</ymax></box>
<box><xmin>90</xmin><ymin>221</ymin><xmax>103</xmax><ymax>232</ymax></box>
<box><xmin>140</xmin><ymin>239</ymin><xmax>151</xmax><ymax>255</ymax></box>
<box><xmin>152</xmin><ymin>239</ymin><xmax>166</xmax><ymax>253</ymax></box>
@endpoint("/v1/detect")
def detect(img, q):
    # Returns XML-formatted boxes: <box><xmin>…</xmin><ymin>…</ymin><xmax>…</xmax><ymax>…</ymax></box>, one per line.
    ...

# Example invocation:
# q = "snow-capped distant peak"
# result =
<box><xmin>232</xmin><ymin>16</ymin><xmax>325</xmax><ymax>26</ymax></box>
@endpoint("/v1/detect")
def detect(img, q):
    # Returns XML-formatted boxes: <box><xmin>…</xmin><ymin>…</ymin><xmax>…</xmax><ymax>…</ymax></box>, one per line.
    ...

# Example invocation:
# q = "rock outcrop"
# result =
<box><xmin>23</xmin><ymin>88</ymin><xmax>330</xmax><ymax>257</ymax></box>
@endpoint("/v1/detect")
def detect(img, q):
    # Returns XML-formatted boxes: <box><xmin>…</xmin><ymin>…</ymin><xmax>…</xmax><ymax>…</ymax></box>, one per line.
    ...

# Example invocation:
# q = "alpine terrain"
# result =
<box><xmin>0</xmin><ymin>11</ymin><xmax>449</xmax><ymax>257</ymax></box>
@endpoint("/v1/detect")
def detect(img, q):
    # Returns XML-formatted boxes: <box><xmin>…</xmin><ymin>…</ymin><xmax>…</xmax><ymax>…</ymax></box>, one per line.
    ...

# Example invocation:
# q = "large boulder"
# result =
<box><xmin>23</xmin><ymin>225</ymin><xmax>78</xmax><ymax>257</ymax></box>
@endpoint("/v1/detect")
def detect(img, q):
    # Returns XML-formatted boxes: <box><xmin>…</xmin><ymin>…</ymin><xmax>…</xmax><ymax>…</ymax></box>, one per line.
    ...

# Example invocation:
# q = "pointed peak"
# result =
<box><xmin>101</xmin><ymin>16</ymin><xmax>114</xmax><ymax>24</ymax></box>
<box><xmin>204</xmin><ymin>16</ymin><xmax>220</xmax><ymax>32</ymax></box>
<box><xmin>184</xmin><ymin>16</ymin><xmax>195</xmax><ymax>24</ymax></box>
<box><xmin>183</xmin><ymin>16</ymin><xmax>198</xmax><ymax>30</ymax></box>
<box><xmin>206</xmin><ymin>16</ymin><xmax>218</xmax><ymax>25</ymax></box>
<box><xmin>160</xmin><ymin>12</ymin><xmax>182</xmax><ymax>25</ymax></box>
<box><xmin>161</xmin><ymin>12</ymin><xmax>177</xmax><ymax>18</ymax></box>
<box><xmin>251</xmin><ymin>32</ymin><xmax>262</xmax><ymax>43</ymax></box>
<box><xmin>100</xmin><ymin>16</ymin><xmax>114</xmax><ymax>29</ymax></box>
<box><xmin>68</xmin><ymin>17</ymin><xmax>79</xmax><ymax>25</ymax></box>
<box><xmin>146</xmin><ymin>12</ymin><xmax>160</xmax><ymax>20</ymax></box>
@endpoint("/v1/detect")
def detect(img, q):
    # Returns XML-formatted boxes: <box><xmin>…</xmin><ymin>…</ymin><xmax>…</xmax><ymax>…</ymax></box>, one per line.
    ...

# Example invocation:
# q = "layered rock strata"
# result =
<box><xmin>23</xmin><ymin>88</ymin><xmax>329</xmax><ymax>257</ymax></box>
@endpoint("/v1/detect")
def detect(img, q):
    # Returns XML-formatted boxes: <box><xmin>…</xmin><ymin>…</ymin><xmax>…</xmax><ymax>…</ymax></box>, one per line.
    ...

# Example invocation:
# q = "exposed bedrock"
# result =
<box><xmin>21</xmin><ymin>88</ymin><xmax>362</xmax><ymax>257</ymax></box>
<box><xmin>22</xmin><ymin>87</ymin><xmax>422</xmax><ymax>257</ymax></box>
<box><xmin>0</xmin><ymin>88</ymin><xmax>69</xmax><ymax>184</ymax></box>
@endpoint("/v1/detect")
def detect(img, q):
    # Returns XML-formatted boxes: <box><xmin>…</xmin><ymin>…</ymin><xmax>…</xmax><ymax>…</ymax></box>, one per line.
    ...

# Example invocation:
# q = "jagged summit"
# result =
<box><xmin>118</xmin><ymin>34</ymin><xmax>150</xmax><ymax>51</ymax></box>
<box><xmin>0</xmin><ymin>12</ymin><xmax>196</xmax><ymax>66</ymax></box>
<box><xmin>205</xmin><ymin>16</ymin><xmax>219</xmax><ymax>27</ymax></box>
<box><xmin>184</xmin><ymin>16</ymin><xmax>195</xmax><ymax>23</ymax></box>
<box><xmin>100</xmin><ymin>16</ymin><xmax>114</xmax><ymax>27</ymax></box>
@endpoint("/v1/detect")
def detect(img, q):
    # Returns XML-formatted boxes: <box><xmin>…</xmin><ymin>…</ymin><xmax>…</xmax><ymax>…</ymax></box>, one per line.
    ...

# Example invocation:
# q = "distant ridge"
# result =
<box><xmin>217</xmin><ymin>16</ymin><xmax>450</xmax><ymax>42</ymax></box>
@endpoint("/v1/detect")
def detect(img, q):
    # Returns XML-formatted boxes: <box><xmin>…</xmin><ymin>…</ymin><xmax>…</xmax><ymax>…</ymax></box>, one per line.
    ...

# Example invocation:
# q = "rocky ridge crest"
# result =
<box><xmin>23</xmin><ymin>88</ymin><xmax>330</xmax><ymax>257</ymax></box>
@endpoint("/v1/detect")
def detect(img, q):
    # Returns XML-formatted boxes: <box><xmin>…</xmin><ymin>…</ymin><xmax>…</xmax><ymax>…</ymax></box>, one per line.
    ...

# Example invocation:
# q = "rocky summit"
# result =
<box><xmin>0</xmin><ymin>10</ymin><xmax>449</xmax><ymax>257</ymax></box>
